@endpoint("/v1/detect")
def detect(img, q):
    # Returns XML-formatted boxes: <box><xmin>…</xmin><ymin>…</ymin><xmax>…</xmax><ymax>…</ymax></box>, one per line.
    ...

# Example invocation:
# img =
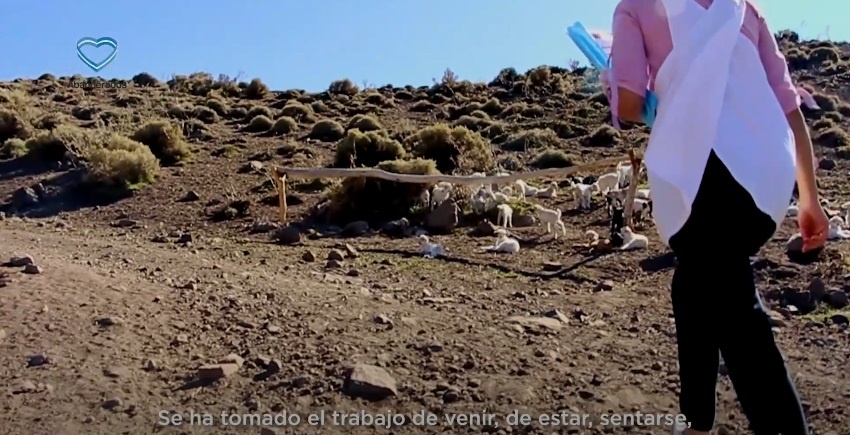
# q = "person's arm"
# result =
<box><xmin>611</xmin><ymin>1</ymin><xmax>648</xmax><ymax>123</ymax></box>
<box><xmin>756</xmin><ymin>14</ymin><xmax>819</xmax><ymax>204</ymax></box>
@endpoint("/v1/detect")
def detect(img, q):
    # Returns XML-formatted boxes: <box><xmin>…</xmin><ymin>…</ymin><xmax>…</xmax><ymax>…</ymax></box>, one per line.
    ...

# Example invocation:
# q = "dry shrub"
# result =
<box><xmin>71</xmin><ymin>106</ymin><xmax>98</xmax><ymax>121</ymax></box>
<box><xmin>228</xmin><ymin>107</ymin><xmax>248</xmax><ymax>119</ymax></box>
<box><xmin>308</xmin><ymin>119</ymin><xmax>345</xmax><ymax>141</ymax></box>
<box><xmin>452</xmin><ymin>115</ymin><xmax>492</xmax><ymax>131</ymax></box>
<box><xmin>326</xmin><ymin>158</ymin><xmax>438</xmax><ymax>224</ymax></box>
<box><xmin>410</xmin><ymin>101</ymin><xmax>435</xmax><ymax>112</ymax></box>
<box><xmin>586</xmin><ymin>125</ymin><xmax>621</xmax><ymax>147</ymax></box>
<box><xmin>245</xmin><ymin>115</ymin><xmax>274</xmax><ymax>132</ymax></box>
<box><xmin>131</xmin><ymin>72</ymin><xmax>158</xmax><ymax>87</ymax></box>
<box><xmin>246</xmin><ymin>106</ymin><xmax>273</xmax><ymax>120</ymax></box>
<box><xmin>808</xmin><ymin>47</ymin><xmax>840</xmax><ymax>64</ymax></box>
<box><xmin>244</xmin><ymin>78</ymin><xmax>269</xmax><ymax>99</ymax></box>
<box><xmin>527</xmin><ymin>66</ymin><xmax>552</xmax><ymax>87</ymax></box>
<box><xmin>280</xmin><ymin>102</ymin><xmax>315</xmax><ymax>122</ymax></box>
<box><xmin>0</xmin><ymin>109</ymin><xmax>32</xmax><ymax>143</ymax></box>
<box><xmin>531</xmin><ymin>149</ymin><xmax>577</xmax><ymax>169</ymax></box>
<box><xmin>481</xmin><ymin>98</ymin><xmax>503</xmax><ymax>115</ymax></box>
<box><xmin>310</xmin><ymin>101</ymin><xmax>329</xmax><ymax>113</ymax></box>
<box><xmin>812</xmin><ymin>93</ymin><xmax>838</xmax><ymax>112</ymax></box>
<box><xmin>411</xmin><ymin>124</ymin><xmax>493</xmax><ymax>173</ymax></box>
<box><xmin>815</xmin><ymin>128</ymin><xmax>850</xmax><ymax>148</ymax></box>
<box><xmin>205</xmin><ymin>98</ymin><xmax>229</xmax><ymax>116</ymax></box>
<box><xmin>269</xmin><ymin>117</ymin><xmax>298</xmax><ymax>135</ymax></box>
<box><xmin>192</xmin><ymin>106</ymin><xmax>219</xmax><ymax>124</ymax></box>
<box><xmin>347</xmin><ymin>114</ymin><xmax>382</xmax><ymax>132</ymax></box>
<box><xmin>329</xmin><ymin>79</ymin><xmax>359</xmax><ymax>96</ymax></box>
<box><xmin>334</xmin><ymin>129</ymin><xmax>405</xmax><ymax>168</ymax></box>
<box><xmin>0</xmin><ymin>138</ymin><xmax>27</xmax><ymax>158</ymax></box>
<box><xmin>24</xmin><ymin>124</ymin><xmax>98</xmax><ymax>162</ymax></box>
<box><xmin>84</xmin><ymin>134</ymin><xmax>159</xmax><ymax>191</ymax></box>
<box><xmin>166</xmin><ymin>105</ymin><xmax>188</xmax><ymax>120</ymax></box>
<box><xmin>502</xmin><ymin>129</ymin><xmax>560</xmax><ymax>151</ymax></box>
<box><xmin>130</xmin><ymin>120</ymin><xmax>192</xmax><ymax>165</ymax></box>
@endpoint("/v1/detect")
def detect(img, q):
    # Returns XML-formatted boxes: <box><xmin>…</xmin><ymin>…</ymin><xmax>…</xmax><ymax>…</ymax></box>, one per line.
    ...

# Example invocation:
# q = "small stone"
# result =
<box><xmin>327</xmin><ymin>249</ymin><xmax>345</xmax><ymax>261</ymax></box>
<box><xmin>267</xmin><ymin>359</ymin><xmax>283</xmax><ymax>373</ymax></box>
<box><xmin>23</xmin><ymin>264</ymin><xmax>43</xmax><ymax>274</ymax></box>
<box><xmin>101</xmin><ymin>397</ymin><xmax>123</xmax><ymax>409</ymax></box>
<box><xmin>142</xmin><ymin>359</ymin><xmax>158</xmax><ymax>371</ymax></box>
<box><xmin>343</xmin><ymin>363</ymin><xmax>398</xmax><ymax>400</ymax></box>
<box><xmin>8</xmin><ymin>255</ymin><xmax>34</xmax><ymax>267</ymax></box>
<box><xmin>302</xmin><ymin>250</ymin><xmax>316</xmax><ymax>262</ymax></box>
<box><xmin>325</xmin><ymin>259</ymin><xmax>343</xmax><ymax>269</ymax></box>
<box><xmin>197</xmin><ymin>363</ymin><xmax>240</xmax><ymax>380</ymax></box>
<box><xmin>181</xmin><ymin>190</ymin><xmax>201</xmax><ymax>201</ymax></box>
<box><xmin>27</xmin><ymin>353</ymin><xmax>50</xmax><ymax>367</ymax></box>
<box><xmin>542</xmin><ymin>261</ymin><xmax>562</xmax><ymax>272</ymax></box>
<box><xmin>344</xmin><ymin>244</ymin><xmax>359</xmax><ymax>258</ymax></box>
<box><xmin>595</xmin><ymin>280</ymin><xmax>615</xmax><ymax>291</ymax></box>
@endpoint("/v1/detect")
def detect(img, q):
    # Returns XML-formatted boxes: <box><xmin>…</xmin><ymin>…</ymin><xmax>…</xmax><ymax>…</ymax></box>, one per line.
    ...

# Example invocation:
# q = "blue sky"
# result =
<box><xmin>0</xmin><ymin>1</ymin><xmax>844</xmax><ymax>92</ymax></box>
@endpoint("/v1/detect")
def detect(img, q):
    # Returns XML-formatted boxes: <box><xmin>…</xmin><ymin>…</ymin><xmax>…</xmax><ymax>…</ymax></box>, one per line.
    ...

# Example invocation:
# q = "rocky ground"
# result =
<box><xmin>0</xmin><ymin>31</ymin><xmax>849</xmax><ymax>435</ymax></box>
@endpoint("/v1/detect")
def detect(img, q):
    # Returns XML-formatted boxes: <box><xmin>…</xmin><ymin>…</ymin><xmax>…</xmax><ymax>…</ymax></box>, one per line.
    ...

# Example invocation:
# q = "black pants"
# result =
<box><xmin>668</xmin><ymin>152</ymin><xmax>808</xmax><ymax>434</ymax></box>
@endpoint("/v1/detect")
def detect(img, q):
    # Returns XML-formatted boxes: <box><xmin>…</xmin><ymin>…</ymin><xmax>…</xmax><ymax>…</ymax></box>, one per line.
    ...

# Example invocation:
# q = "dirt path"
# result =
<box><xmin>1</xmin><ymin>217</ymin><xmax>847</xmax><ymax>435</ymax></box>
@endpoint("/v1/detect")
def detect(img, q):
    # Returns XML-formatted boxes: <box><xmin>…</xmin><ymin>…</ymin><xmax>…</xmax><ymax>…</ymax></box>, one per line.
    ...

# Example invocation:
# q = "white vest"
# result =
<box><xmin>644</xmin><ymin>0</ymin><xmax>796</xmax><ymax>246</ymax></box>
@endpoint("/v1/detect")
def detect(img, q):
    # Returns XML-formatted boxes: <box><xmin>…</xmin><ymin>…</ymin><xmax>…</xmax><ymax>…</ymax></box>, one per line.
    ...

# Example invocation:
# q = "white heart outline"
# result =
<box><xmin>76</xmin><ymin>37</ymin><xmax>119</xmax><ymax>72</ymax></box>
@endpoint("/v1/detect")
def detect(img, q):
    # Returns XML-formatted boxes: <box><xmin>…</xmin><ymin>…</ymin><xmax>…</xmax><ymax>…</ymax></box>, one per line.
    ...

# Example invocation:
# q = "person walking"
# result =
<box><xmin>609</xmin><ymin>0</ymin><xmax>828</xmax><ymax>434</ymax></box>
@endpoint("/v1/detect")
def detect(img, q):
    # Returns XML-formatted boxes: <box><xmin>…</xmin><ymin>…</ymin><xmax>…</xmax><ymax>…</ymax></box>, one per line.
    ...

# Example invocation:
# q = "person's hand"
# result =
<box><xmin>798</xmin><ymin>201</ymin><xmax>829</xmax><ymax>252</ymax></box>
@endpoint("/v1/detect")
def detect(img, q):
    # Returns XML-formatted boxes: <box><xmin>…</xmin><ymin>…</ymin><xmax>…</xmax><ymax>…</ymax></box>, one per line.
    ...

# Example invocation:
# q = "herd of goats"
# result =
<box><xmin>414</xmin><ymin>160</ymin><xmax>850</xmax><ymax>257</ymax></box>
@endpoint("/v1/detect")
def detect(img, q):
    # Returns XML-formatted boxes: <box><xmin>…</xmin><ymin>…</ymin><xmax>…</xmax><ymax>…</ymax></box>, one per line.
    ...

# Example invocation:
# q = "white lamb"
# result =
<box><xmin>594</xmin><ymin>172</ymin><xmax>620</xmax><ymax>194</ymax></box>
<box><xmin>484</xmin><ymin>229</ymin><xmax>520</xmax><ymax>253</ymax></box>
<box><xmin>616</xmin><ymin>162</ymin><xmax>634</xmax><ymax>187</ymax></box>
<box><xmin>570</xmin><ymin>182</ymin><xmax>596</xmax><ymax>210</ymax></box>
<box><xmin>515</xmin><ymin>180</ymin><xmax>540</xmax><ymax>198</ymax></box>
<box><xmin>585</xmin><ymin>230</ymin><xmax>600</xmax><ymax>246</ymax></box>
<box><xmin>496</xmin><ymin>203</ymin><xmax>513</xmax><ymax>228</ymax></box>
<box><xmin>535</xmin><ymin>182</ymin><xmax>559</xmax><ymax>199</ymax></box>
<box><xmin>828</xmin><ymin>216</ymin><xmax>850</xmax><ymax>240</ymax></box>
<box><xmin>430</xmin><ymin>183</ymin><xmax>453</xmax><ymax>209</ymax></box>
<box><xmin>419</xmin><ymin>189</ymin><xmax>431</xmax><ymax>208</ymax></box>
<box><xmin>620</xmin><ymin>226</ymin><xmax>649</xmax><ymax>250</ymax></box>
<box><xmin>635</xmin><ymin>188</ymin><xmax>651</xmax><ymax>199</ymax></box>
<box><xmin>418</xmin><ymin>235</ymin><xmax>446</xmax><ymax>258</ymax></box>
<box><xmin>632</xmin><ymin>198</ymin><xmax>653</xmax><ymax>221</ymax></box>
<box><xmin>533</xmin><ymin>204</ymin><xmax>567</xmax><ymax>239</ymax></box>
<box><xmin>500</xmin><ymin>185</ymin><xmax>516</xmax><ymax>197</ymax></box>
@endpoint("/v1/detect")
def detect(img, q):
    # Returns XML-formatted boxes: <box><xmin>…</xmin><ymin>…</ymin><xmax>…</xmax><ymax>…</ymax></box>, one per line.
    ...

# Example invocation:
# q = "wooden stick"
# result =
<box><xmin>623</xmin><ymin>149</ymin><xmax>644</xmax><ymax>228</ymax></box>
<box><xmin>271</xmin><ymin>155</ymin><xmax>630</xmax><ymax>186</ymax></box>
<box><xmin>275</xmin><ymin>173</ymin><xmax>287</xmax><ymax>224</ymax></box>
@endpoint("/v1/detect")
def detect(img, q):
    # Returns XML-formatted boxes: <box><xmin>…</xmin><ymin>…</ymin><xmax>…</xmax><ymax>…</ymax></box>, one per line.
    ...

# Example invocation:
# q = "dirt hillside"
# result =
<box><xmin>0</xmin><ymin>30</ymin><xmax>848</xmax><ymax>434</ymax></box>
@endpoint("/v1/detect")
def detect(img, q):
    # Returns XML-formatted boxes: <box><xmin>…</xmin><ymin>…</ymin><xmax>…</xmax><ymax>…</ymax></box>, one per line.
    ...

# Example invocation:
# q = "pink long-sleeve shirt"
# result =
<box><xmin>611</xmin><ymin>0</ymin><xmax>800</xmax><ymax>114</ymax></box>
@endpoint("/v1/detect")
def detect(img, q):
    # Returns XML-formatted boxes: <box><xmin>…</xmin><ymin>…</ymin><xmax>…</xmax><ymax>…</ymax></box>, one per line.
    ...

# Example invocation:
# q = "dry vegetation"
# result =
<box><xmin>0</xmin><ymin>31</ymin><xmax>849</xmax><ymax>435</ymax></box>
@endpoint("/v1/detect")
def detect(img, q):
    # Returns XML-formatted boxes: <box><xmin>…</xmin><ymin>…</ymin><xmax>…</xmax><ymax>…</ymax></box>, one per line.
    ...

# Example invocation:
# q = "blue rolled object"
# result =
<box><xmin>567</xmin><ymin>22</ymin><xmax>658</xmax><ymax>126</ymax></box>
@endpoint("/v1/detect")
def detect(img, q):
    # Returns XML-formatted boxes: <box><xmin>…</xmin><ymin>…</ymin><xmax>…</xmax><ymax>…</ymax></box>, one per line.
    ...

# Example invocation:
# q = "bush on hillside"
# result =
<box><xmin>308</xmin><ymin>119</ymin><xmax>345</xmax><ymax>142</ymax></box>
<box><xmin>84</xmin><ymin>134</ymin><xmax>159</xmax><ymax>192</ymax></box>
<box><xmin>130</xmin><ymin>120</ymin><xmax>192</xmax><ymax>165</ymax></box>
<box><xmin>334</xmin><ymin>129</ymin><xmax>405</xmax><ymax>168</ymax></box>
<box><xmin>410</xmin><ymin>124</ymin><xmax>493</xmax><ymax>173</ymax></box>
<box><xmin>325</xmin><ymin>158</ymin><xmax>438</xmax><ymax>224</ymax></box>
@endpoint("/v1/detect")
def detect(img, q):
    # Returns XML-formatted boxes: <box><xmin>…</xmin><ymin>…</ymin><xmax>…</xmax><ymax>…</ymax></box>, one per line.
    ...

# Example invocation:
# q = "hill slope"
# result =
<box><xmin>0</xmin><ymin>30</ymin><xmax>848</xmax><ymax>434</ymax></box>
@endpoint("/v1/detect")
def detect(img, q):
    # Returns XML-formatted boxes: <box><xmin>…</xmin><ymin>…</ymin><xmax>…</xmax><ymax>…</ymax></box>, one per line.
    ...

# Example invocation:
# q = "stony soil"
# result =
<box><xmin>1</xmin><ymin>31</ymin><xmax>849</xmax><ymax>435</ymax></box>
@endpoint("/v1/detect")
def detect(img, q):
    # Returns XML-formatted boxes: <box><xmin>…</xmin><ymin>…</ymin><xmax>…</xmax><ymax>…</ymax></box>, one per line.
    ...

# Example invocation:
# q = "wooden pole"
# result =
<box><xmin>272</xmin><ymin>169</ymin><xmax>288</xmax><ymax>224</ymax></box>
<box><xmin>623</xmin><ymin>149</ymin><xmax>644</xmax><ymax>228</ymax></box>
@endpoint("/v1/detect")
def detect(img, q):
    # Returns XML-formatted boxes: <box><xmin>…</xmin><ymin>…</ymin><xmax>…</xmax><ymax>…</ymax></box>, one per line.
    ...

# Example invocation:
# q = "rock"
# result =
<box><xmin>23</xmin><ymin>264</ymin><xmax>43</xmax><ymax>274</ymax></box>
<box><xmin>260</xmin><ymin>428</ymin><xmax>279</xmax><ymax>435</ymax></box>
<box><xmin>273</xmin><ymin>226</ymin><xmax>301</xmax><ymax>245</ymax></box>
<box><xmin>595</xmin><ymin>280</ymin><xmax>615</xmax><ymax>292</ymax></box>
<box><xmin>828</xmin><ymin>290</ymin><xmax>848</xmax><ymax>309</ymax></box>
<box><xmin>301</xmin><ymin>250</ymin><xmax>316</xmax><ymax>262</ymax></box>
<box><xmin>506</xmin><ymin>316</ymin><xmax>563</xmax><ymax>332</ymax></box>
<box><xmin>542</xmin><ymin>261</ymin><xmax>562</xmax><ymax>272</ymax></box>
<box><xmin>242</xmin><ymin>161</ymin><xmax>264</xmax><ymax>173</ymax></box>
<box><xmin>808</xmin><ymin>277</ymin><xmax>828</xmax><ymax>302</ymax></box>
<box><xmin>829</xmin><ymin>314</ymin><xmax>849</xmax><ymax>325</ymax></box>
<box><xmin>27</xmin><ymin>353</ymin><xmax>50</xmax><ymax>367</ymax></box>
<box><xmin>766</xmin><ymin>310</ymin><xmax>787</xmax><ymax>327</ymax></box>
<box><xmin>512</xmin><ymin>212</ymin><xmax>536</xmax><ymax>227</ymax></box>
<box><xmin>342</xmin><ymin>221</ymin><xmax>370</xmax><ymax>237</ymax></box>
<box><xmin>326</xmin><ymin>259</ymin><xmax>343</xmax><ymax>269</ymax></box>
<box><xmin>95</xmin><ymin>316</ymin><xmax>123</xmax><ymax>327</ymax></box>
<box><xmin>381</xmin><ymin>219</ymin><xmax>409</xmax><ymax>237</ymax></box>
<box><xmin>785</xmin><ymin>234</ymin><xmax>822</xmax><ymax>264</ymax></box>
<box><xmin>114</xmin><ymin>218</ymin><xmax>137</xmax><ymax>228</ymax></box>
<box><xmin>180</xmin><ymin>190</ymin><xmax>200</xmax><ymax>201</ymax></box>
<box><xmin>250</xmin><ymin>220</ymin><xmax>278</xmax><ymax>233</ymax></box>
<box><xmin>8</xmin><ymin>255</ymin><xmax>34</xmax><ymax>267</ymax></box>
<box><xmin>472</xmin><ymin>220</ymin><xmax>497</xmax><ymax>237</ymax></box>
<box><xmin>142</xmin><ymin>359</ymin><xmax>158</xmax><ymax>371</ymax></box>
<box><xmin>11</xmin><ymin>187</ymin><xmax>39</xmax><ymax>208</ymax></box>
<box><xmin>267</xmin><ymin>359</ymin><xmax>283</xmax><ymax>373</ymax></box>
<box><xmin>818</xmin><ymin>158</ymin><xmax>836</xmax><ymax>170</ymax></box>
<box><xmin>343</xmin><ymin>363</ymin><xmax>398</xmax><ymax>401</ymax></box>
<box><xmin>101</xmin><ymin>397</ymin><xmax>123</xmax><ymax>409</ymax></box>
<box><xmin>197</xmin><ymin>363</ymin><xmax>240</xmax><ymax>380</ymax></box>
<box><xmin>220</xmin><ymin>353</ymin><xmax>244</xmax><ymax>367</ymax></box>
<box><xmin>327</xmin><ymin>249</ymin><xmax>345</xmax><ymax>261</ymax></box>
<box><xmin>0</xmin><ymin>329</ymin><xmax>6</xmax><ymax>343</ymax></box>
<box><xmin>12</xmin><ymin>380</ymin><xmax>38</xmax><ymax>394</ymax></box>
<box><xmin>425</xmin><ymin>199</ymin><xmax>458</xmax><ymax>233</ymax></box>
<box><xmin>344</xmin><ymin>243</ymin><xmax>359</xmax><ymax>258</ymax></box>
